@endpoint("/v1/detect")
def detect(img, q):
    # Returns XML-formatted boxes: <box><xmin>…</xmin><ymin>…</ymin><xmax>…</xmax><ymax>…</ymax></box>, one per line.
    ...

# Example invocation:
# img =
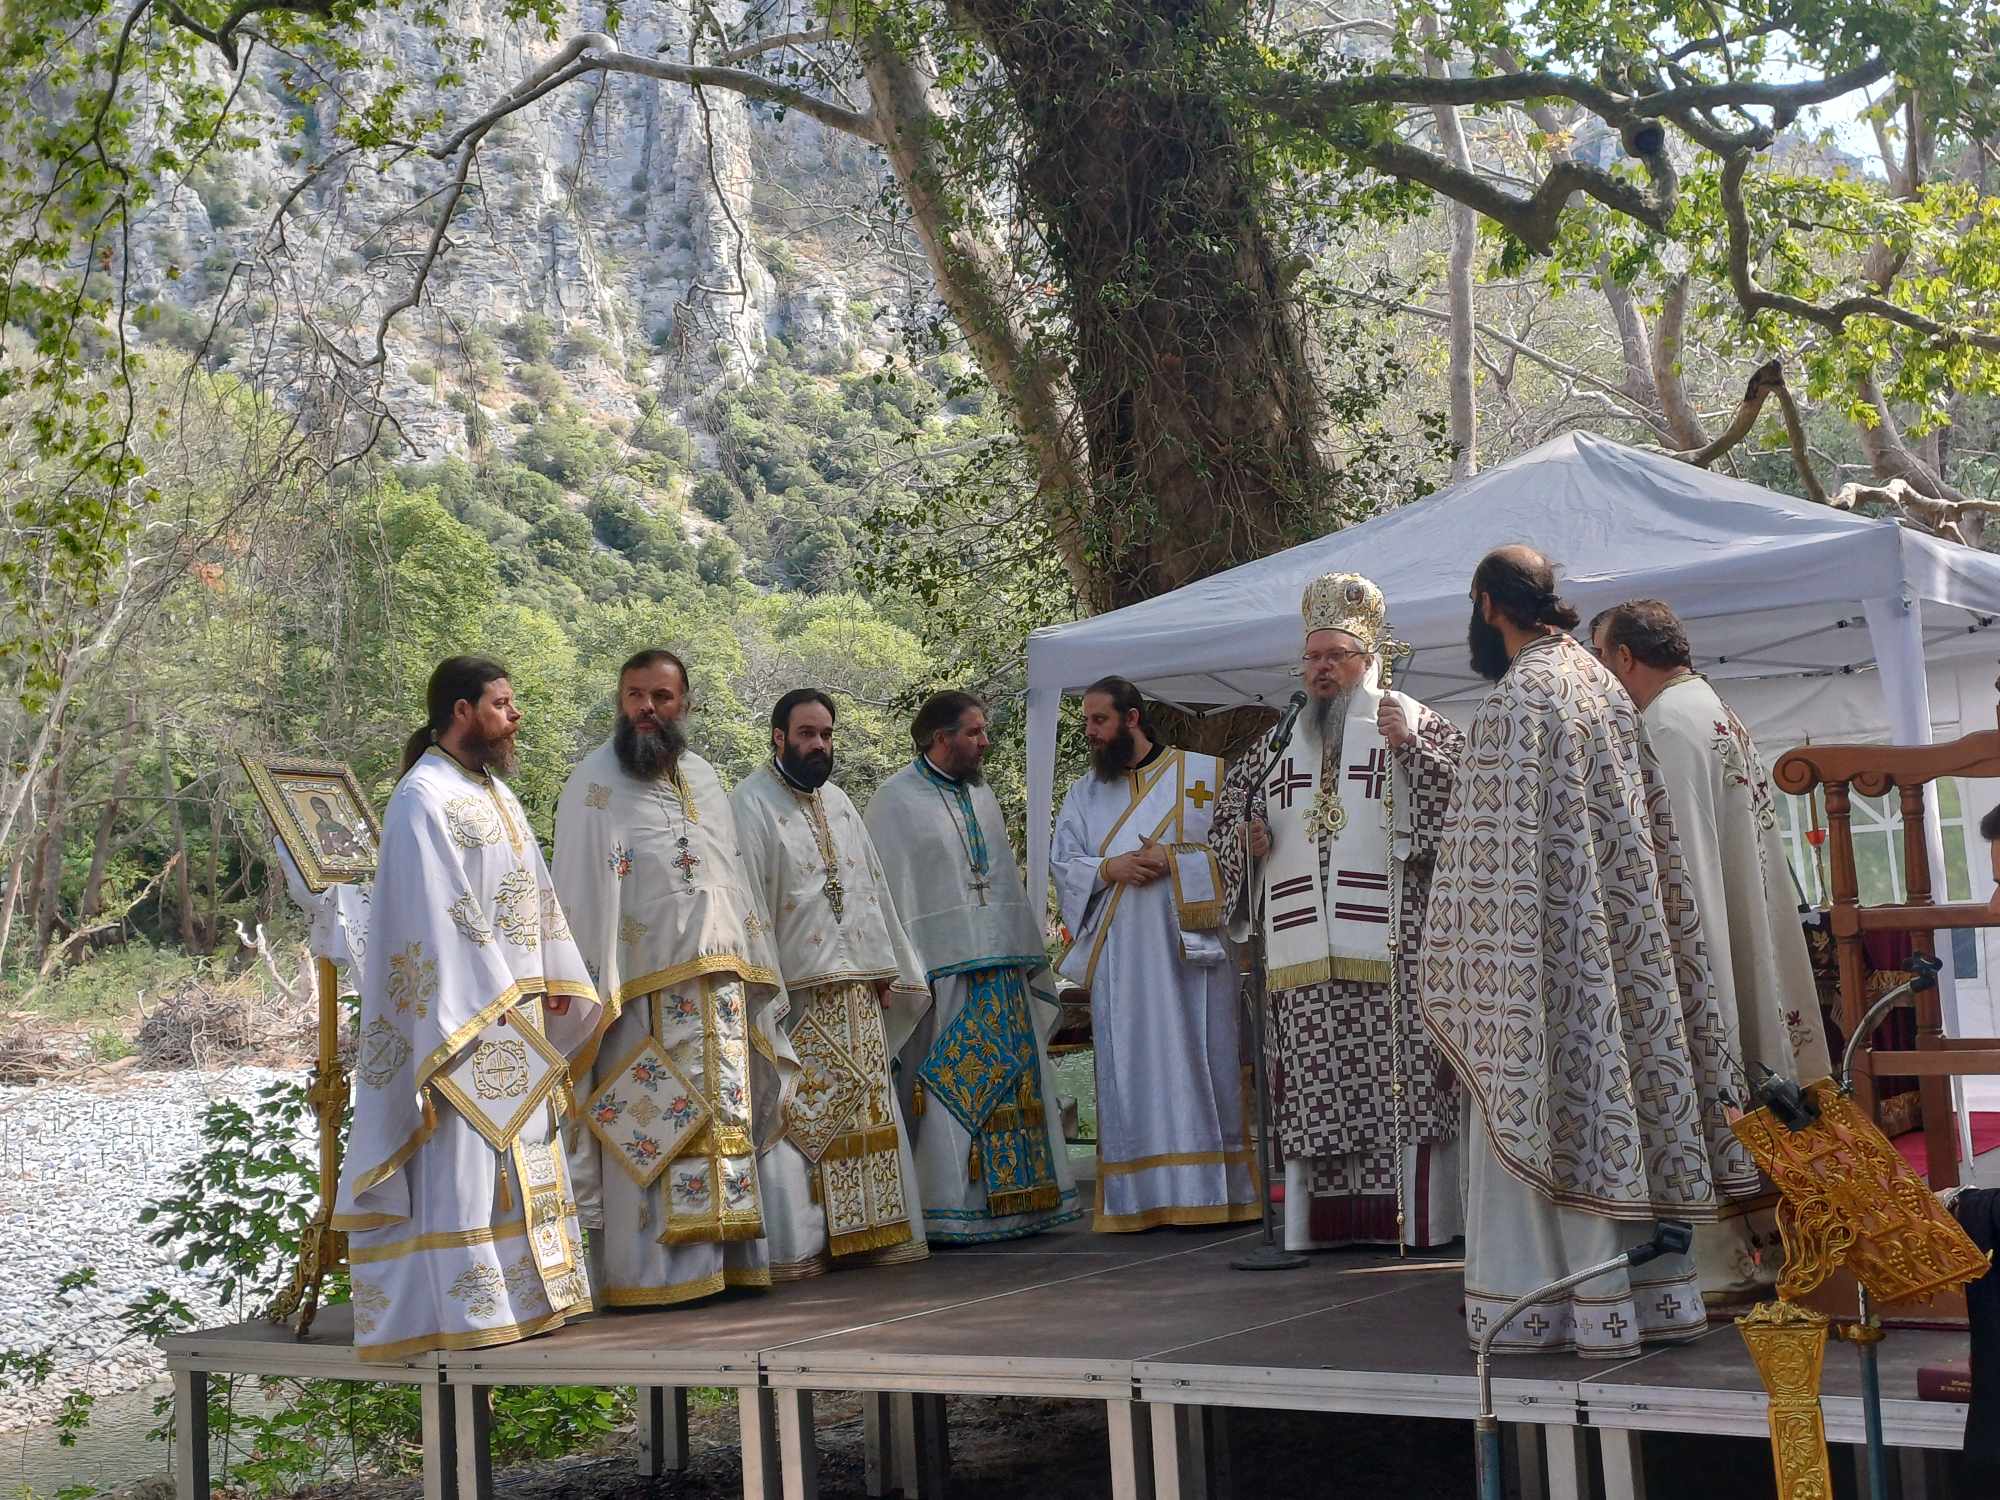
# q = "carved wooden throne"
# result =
<box><xmin>1774</xmin><ymin>696</ymin><xmax>2000</xmax><ymax>1187</ymax></box>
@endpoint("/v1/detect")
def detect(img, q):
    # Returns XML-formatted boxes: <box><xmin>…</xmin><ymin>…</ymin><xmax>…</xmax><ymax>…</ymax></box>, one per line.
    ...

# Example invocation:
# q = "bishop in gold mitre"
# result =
<box><xmin>1209</xmin><ymin>571</ymin><xmax>1466</xmax><ymax>1251</ymax></box>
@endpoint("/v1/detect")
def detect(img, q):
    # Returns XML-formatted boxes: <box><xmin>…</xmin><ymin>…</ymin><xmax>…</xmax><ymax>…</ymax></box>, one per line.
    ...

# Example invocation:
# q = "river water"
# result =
<box><xmin>0</xmin><ymin>1380</ymin><xmax>300</xmax><ymax>1498</ymax></box>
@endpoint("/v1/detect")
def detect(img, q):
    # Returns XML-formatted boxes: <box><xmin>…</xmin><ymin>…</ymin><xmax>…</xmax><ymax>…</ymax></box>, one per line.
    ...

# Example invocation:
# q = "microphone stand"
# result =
<box><xmin>1232</xmin><ymin>702</ymin><xmax>1310</xmax><ymax>1273</ymax></box>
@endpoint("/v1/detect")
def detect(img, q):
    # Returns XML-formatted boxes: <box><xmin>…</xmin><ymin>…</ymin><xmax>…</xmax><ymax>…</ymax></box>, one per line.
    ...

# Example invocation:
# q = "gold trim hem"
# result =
<box><xmin>1092</xmin><ymin>1201</ymin><xmax>1262</xmax><ymax>1233</ymax></box>
<box><xmin>358</xmin><ymin>1306</ymin><xmax>574</xmax><ymax>1363</ymax></box>
<box><xmin>599</xmin><ymin>1267</ymin><xmax>772</xmax><ymax>1307</ymax></box>
<box><xmin>1097</xmin><ymin>1146</ymin><xmax>1259</xmax><ymax>1179</ymax></box>
<box><xmin>330</xmin><ymin>1211</ymin><xmax>403</xmax><ymax>1232</ymax></box>
<box><xmin>348</xmin><ymin>1218</ymin><xmax>528</xmax><ymax>1264</ymax></box>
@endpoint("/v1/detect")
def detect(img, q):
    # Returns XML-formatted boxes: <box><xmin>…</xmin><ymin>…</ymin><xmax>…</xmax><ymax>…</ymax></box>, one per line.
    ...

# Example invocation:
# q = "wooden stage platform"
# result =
<box><xmin>161</xmin><ymin>1221</ymin><xmax>1972</xmax><ymax>1500</ymax></box>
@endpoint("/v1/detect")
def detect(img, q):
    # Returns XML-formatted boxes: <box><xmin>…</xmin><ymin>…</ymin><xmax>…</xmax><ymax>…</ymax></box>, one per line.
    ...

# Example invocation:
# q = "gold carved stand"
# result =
<box><xmin>265</xmin><ymin>956</ymin><xmax>351</xmax><ymax>1338</ymax></box>
<box><xmin>1732</xmin><ymin>1072</ymin><xmax>1988</xmax><ymax>1499</ymax></box>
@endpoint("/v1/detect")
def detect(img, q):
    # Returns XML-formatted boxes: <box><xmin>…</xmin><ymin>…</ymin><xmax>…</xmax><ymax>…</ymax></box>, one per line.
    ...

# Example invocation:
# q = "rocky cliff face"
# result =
<box><xmin>131</xmin><ymin>1</ymin><xmax>897</xmax><ymax>461</ymax></box>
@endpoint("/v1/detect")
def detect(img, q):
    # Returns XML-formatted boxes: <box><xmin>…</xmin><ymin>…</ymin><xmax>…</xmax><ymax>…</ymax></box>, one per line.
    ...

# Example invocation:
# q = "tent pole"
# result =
<box><xmin>1861</xmin><ymin>595</ymin><xmax>1971</xmax><ymax>1172</ymax></box>
<box><xmin>1024</xmin><ymin>683</ymin><xmax>1062</xmax><ymax>942</ymax></box>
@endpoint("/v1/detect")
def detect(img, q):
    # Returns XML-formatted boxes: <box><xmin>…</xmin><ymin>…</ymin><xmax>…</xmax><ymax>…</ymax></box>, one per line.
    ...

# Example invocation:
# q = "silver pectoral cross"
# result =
<box><xmin>969</xmin><ymin>871</ymin><xmax>992</xmax><ymax>907</ymax></box>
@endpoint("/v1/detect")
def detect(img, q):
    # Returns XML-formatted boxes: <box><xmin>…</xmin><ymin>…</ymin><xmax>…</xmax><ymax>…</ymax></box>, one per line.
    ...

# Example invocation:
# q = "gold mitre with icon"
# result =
<box><xmin>1301</xmin><ymin>571</ymin><xmax>1388</xmax><ymax>651</ymax></box>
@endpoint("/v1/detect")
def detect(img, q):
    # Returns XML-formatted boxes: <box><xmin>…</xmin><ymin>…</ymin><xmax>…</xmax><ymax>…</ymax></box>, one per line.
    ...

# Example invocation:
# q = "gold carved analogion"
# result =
<box><xmin>1730</xmin><ymin>1077</ymin><xmax>1989</xmax><ymax>1499</ymax></box>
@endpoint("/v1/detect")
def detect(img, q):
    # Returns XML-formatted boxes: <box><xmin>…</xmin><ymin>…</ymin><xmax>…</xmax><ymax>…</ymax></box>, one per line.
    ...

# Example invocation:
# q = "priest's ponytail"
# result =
<box><xmin>399</xmin><ymin>724</ymin><xmax>435</xmax><ymax>779</ymax></box>
<box><xmin>398</xmin><ymin>654</ymin><xmax>511</xmax><ymax>779</ymax></box>
<box><xmin>1537</xmin><ymin>593</ymin><xmax>1582</xmax><ymax>630</ymax></box>
<box><xmin>1472</xmin><ymin>547</ymin><xmax>1580</xmax><ymax>632</ymax></box>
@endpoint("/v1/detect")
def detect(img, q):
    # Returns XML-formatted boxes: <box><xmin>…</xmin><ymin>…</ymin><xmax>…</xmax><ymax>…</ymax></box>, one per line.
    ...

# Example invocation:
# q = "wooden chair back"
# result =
<box><xmin>1773</xmin><ymin>706</ymin><xmax>2000</xmax><ymax>1188</ymax></box>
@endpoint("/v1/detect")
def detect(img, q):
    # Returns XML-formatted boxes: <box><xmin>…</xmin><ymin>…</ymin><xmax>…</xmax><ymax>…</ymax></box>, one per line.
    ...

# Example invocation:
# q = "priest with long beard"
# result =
<box><xmin>731</xmin><ymin>689</ymin><xmax>932</xmax><ymax>1276</ymax></box>
<box><xmin>864</xmin><ymin>692</ymin><xmax>1081</xmax><ymax>1242</ymax></box>
<box><xmin>1052</xmin><ymin>676</ymin><xmax>1258</xmax><ymax>1231</ymax></box>
<box><xmin>335</xmin><ymin>656</ymin><xmax>598</xmax><ymax>1358</ymax></box>
<box><xmin>1421</xmin><ymin>547</ymin><xmax>1755</xmax><ymax>1357</ymax></box>
<box><xmin>553</xmin><ymin>649</ymin><xmax>798</xmax><ymax>1307</ymax></box>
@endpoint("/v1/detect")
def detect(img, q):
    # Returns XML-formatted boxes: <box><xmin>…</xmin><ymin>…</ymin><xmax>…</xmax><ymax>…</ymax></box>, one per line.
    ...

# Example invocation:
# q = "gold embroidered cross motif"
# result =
<box><xmin>471</xmin><ymin>1038</ymin><xmax>532</xmax><ymax>1101</ymax></box>
<box><xmin>1186</xmin><ymin>779</ymin><xmax>1214</xmax><ymax>810</ymax></box>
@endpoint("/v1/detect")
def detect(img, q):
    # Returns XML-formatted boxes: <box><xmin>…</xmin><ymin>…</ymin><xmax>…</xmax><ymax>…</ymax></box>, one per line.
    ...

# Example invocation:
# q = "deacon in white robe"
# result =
<box><xmin>553</xmin><ymin>649</ymin><xmax>798</xmax><ymax>1308</ymax></box>
<box><xmin>1210</xmin><ymin>573</ymin><xmax>1464</xmax><ymax>1251</ymax></box>
<box><xmin>1424</xmin><ymin>549</ymin><xmax>1756</xmax><ymax>1358</ymax></box>
<box><xmin>335</xmin><ymin>658</ymin><xmax>598</xmax><ymax>1360</ymax></box>
<box><xmin>732</xmin><ymin>689</ymin><xmax>932</xmax><ymax>1277</ymax></box>
<box><xmin>1592</xmin><ymin>599</ymin><xmax>1833</xmax><ymax>1302</ymax></box>
<box><xmin>1052</xmin><ymin>677</ymin><xmax>1258</xmax><ymax>1231</ymax></box>
<box><xmin>864</xmin><ymin>691</ymin><xmax>1082</xmax><ymax>1242</ymax></box>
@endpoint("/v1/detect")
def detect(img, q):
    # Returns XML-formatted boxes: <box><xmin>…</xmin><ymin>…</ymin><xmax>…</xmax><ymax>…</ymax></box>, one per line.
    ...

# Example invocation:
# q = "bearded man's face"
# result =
<box><xmin>614</xmin><ymin>662</ymin><xmax>689</xmax><ymax>780</ymax></box>
<box><xmin>461</xmin><ymin>679</ymin><xmax>520</xmax><ymax>776</ymax></box>
<box><xmin>776</xmin><ymin>700</ymin><xmax>836</xmax><ymax>790</ymax></box>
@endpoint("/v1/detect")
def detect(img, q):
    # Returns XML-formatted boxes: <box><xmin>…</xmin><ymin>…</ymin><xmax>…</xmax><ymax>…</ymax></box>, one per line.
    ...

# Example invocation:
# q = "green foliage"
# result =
<box><xmin>516</xmin><ymin>410</ymin><xmax>619</xmax><ymax>487</ymax></box>
<box><xmin>504</xmin><ymin>314</ymin><xmax>557</xmax><ymax>362</ymax></box>
<box><xmin>515</xmin><ymin>360</ymin><xmax>567</xmax><ymax>407</ymax></box>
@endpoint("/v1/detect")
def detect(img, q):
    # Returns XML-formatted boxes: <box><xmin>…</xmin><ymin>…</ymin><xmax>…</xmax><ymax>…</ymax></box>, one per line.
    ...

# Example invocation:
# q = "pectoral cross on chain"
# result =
<box><xmin>968</xmin><ymin>871</ymin><xmax>993</xmax><ymax>907</ymax></box>
<box><xmin>672</xmin><ymin>836</ymin><xmax>701</xmax><ymax>884</ymax></box>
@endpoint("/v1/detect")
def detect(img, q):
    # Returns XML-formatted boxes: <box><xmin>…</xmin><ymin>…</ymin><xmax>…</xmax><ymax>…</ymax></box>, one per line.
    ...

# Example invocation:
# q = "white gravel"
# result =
<box><xmin>0</xmin><ymin>1067</ymin><xmax>307</xmax><ymax>1434</ymax></box>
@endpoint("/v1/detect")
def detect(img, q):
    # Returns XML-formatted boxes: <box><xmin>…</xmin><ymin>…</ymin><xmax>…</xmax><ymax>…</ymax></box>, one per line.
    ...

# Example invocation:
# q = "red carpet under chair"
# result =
<box><xmin>1891</xmin><ymin>1111</ymin><xmax>2000</xmax><ymax>1177</ymax></box>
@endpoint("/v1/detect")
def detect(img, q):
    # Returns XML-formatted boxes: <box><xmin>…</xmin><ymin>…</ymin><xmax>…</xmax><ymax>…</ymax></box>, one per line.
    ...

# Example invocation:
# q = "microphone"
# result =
<box><xmin>1267</xmin><ymin>691</ymin><xmax>1308</xmax><ymax>753</ymax></box>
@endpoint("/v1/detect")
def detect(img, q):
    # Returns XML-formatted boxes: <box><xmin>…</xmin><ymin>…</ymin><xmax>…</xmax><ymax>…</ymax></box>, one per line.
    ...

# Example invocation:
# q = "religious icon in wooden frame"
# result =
<box><xmin>241</xmin><ymin>756</ymin><xmax>381</xmax><ymax>891</ymax></box>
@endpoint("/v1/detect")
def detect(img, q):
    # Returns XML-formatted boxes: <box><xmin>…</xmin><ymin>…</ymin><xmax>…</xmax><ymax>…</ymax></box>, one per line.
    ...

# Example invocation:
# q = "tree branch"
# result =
<box><xmin>1360</xmin><ymin>136</ymin><xmax>1667</xmax><ymax>253</ymax></box>
<box><xmin>1348</xmin><ymin>287</ymin><xmax>1670</xmax><ymax>435</ymax></box>
<box><xmin>1719</xmin><ymin>151</ymin><xmax>2000</xmax><ymax>353</ymax></box>
<box><xmin>713</xmin><ymin>27</ymin><xmax>833</xmax><ymax>64</ymax></box>
<box><xmin>1255</xmin><ymin>58</ymin><xmax>1888</xmax><ymax>143</ymax></box>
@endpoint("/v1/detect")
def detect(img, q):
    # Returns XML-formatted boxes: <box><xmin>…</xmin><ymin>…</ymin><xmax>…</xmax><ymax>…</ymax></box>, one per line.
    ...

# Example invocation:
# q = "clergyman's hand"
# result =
<box><xmin>1246</xmin><ymin>818</ymin><xmax>1272</xmax><ymax>860</ymax></box>
<box><xmin>1104</xmin><ymin>851</ymin><xmax>1162</xmax><ymax>887</ymax></box>
<box><xmin>544</xmin><ymin>993</ymin><xmax>574</xmax><ymax>1017</ymax></box>
<box><xmin>1378</xmin><ymin>697</ymin><xmax>1414</xmax><ymax>749</ymax></box>
<box><xmin>1134</xmin><ymin>836</ymin><xmax>1171</xmax><ymax>880</ymax></box>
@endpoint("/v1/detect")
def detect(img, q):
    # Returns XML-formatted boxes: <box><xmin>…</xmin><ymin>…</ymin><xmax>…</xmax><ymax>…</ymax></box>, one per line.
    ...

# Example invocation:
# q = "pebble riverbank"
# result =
<box><xmin>0</xmin><ymin>1067</ymin><xmax>305</xmax><ymax>1434</ymax></box>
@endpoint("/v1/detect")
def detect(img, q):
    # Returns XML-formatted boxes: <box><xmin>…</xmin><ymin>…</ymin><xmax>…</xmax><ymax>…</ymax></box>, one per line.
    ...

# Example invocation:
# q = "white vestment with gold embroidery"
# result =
<box><xmin>552</xmin><ymin>741</ymin><xmax>799</xmax><ymax>1308</ymax></box>
<box><xmin>863</xmin><ymin>761</ymin><xmax>1082</xmax><ymax>1242</ymax></box>
<box><xmin>332</xmin><ymin>750</ymin><xmax>599</xmax><ymax>1361</ymax></box>
<box><xmin>1051</xmin><ymin>748</ymin><xmax>1258</xmax><ymax>1231</ymax></box>
<box><xmin>731</xmin><ymin>761</ymin><xmax>931</xmax><ymax>1276</ymax></box>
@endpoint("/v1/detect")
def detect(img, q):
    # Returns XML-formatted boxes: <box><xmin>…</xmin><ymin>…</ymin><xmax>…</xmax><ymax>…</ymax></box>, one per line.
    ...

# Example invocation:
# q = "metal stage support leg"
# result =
<box><xmin>863</xmin><ymin>1391</ymin><xmax>895</xmax><ymax>1497</ymax></box>
<box><xmin>172</xmin><ymin>1369</ymin><xmax>209</xmax><ymax>1500</ymax></box>
<box><xmin>641</xmin><ymin>1386</ymin><xmax>690</xmax><ymax>1475</ymax></box>
<box><xmin>891</xmin><ymin>1393</ymin><xmax>948</xmax><ymax>1496</ymax></box>
<box><xmin>1598</xmin><ymin>1428</ymin><xmax>1647</xmax><ymax>1500</ymax></box>
<box><xmin>740</xmin><ymin>1386</ymin><xmax>783</xmax><ymax>1500</ymax></box>
<box><xmin>454</xmin><ymin>1384</ymin><xmax>493</xmax><ymax>1500</ymax></box>
<box><xmin>420</xmin><ymin>1381</ymin><xmax>460</xmax><ymax>1500</ymax></box>
<box><xmin>1147</xmin><ymin>1402</ymin><xmax>1231</xmax><ymax>1500</ymax></box>
<box><xmin>1107</xmin><ymin>1398</ymin><xmax>1156</xmax><ymax>1500</ymax></box>
<box><xmin>1542</xmin><ymin>1427</ymin><xmax>1587</xmax><ymax>1500</ymax></box>
<box><xmin>1507</xmin><ymin>1423</ymin><xmax>1546</xmax><ymax>1500</ymax></box>
<box><xmin>777</xmin><ymin>1389</ymin><xmax>821</xmax><ymax>1500</ymax></box>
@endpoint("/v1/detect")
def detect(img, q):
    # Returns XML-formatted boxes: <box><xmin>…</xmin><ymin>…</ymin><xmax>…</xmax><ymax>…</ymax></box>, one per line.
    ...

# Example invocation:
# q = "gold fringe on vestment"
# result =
<box><xmin>1266</xmin><ymin>955</ymin><xmax>1392</xmax><ymax>991</ymax></box>
<box><xmin>659</xmin><ymin>1217</ymin><xmax>765</xmax><ymax>1247</ymax></box>
<box><xmin>988</xmin><ymin>1184</ymin><xmax>1062</xmax><ymax>1217</ymax></box>
<box><xmin>830</xmin><ymin>1220</ymin><xmax>916</xmax><ymax>1257</ymax></box>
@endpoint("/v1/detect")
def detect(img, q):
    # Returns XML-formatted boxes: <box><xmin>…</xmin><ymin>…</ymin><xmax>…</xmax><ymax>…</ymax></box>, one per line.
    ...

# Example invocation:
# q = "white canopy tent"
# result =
<box><xmin>1022</xmin><ymin>434</ymin><xmax>2000</xmax><ymax>1120</ymax></box>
